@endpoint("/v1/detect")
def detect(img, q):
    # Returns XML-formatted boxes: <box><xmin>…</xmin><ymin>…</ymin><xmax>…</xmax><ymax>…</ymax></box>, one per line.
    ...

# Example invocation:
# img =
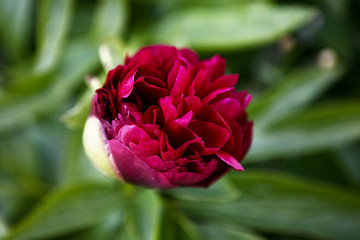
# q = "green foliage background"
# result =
<box><xmin>0</xmin><ymin>0</ymin><xmax>360</xmax><ymax>239</ymax></box>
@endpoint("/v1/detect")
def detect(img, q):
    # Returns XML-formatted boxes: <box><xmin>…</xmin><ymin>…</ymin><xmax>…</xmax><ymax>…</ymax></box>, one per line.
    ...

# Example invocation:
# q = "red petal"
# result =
<box><xmin>201</xmin><ymin>55</ymin><xmax>226</xmax><ymax>80</ymax></box>
<box><xmin>193</xmin><ymin>69</ymin><xmax>209</xmax><ymax>97</ymax></box>
<box><xmin>109</xmin><ymin>139</ymin><xmax>173</xmax><ymax>188</ymax></box>
<box><xmin>159</xmin><ymin>96</ymin><xmax>177</xmax><ymax>124</ymax></box>
<box><xmin>164</xmin><ymin>172</ymin><xmax>208</xmax><ymax>186</ymax></box>
<box><xmin>174</xmin><ymin>111</ymin><xmax>193</xmax><ymax>128</ymax></box>
<box><xmin>179</xmin><ymin>48</ymin><xmax>201</xmax><ymax>66</ymax></box>
<box><xmin>118</xmin><ymin>69</ymin><xmax>137</xmax><ymax>98</ymax></box>
<box><xmin>201</xmin><ymin>87</ymin><xmax>234</xmax><ymax>105</ymax></box>
<box><xmin>134</xmin><ymin>77</ymin><xmax>169</xmax><ymax>104</ymax></box>
<box><xmin>144</xmin><ymin>155</ymin><xmax>167</xmax><ymax>171</ymax></box>
<box><xmin>170</xmin><ymin>65</ymin><xmax>193</xmax><ymax>98</ymax></box>
<box><xmin>216</xmin><ymin>151</ymin><xmax>244</xmax><ymax>171</ymax></box>
<box><xmin>129</xmin><ymin>139</ymin><xmax>160</xmax><ymax>158</ymax></box>
<box><xmin>213</xmin><ymin>97</ymin><xmax>242</xmax><ymax>119</ymax></box>
<box><xmin>118</xmin><ymin>125</ymin><xmax>151</xmax><ymax>145</ymax></box>
<box><xmin>188</xmin><ymin>120</ymin><xmax>230</xmax><ymax>149</ymax></box>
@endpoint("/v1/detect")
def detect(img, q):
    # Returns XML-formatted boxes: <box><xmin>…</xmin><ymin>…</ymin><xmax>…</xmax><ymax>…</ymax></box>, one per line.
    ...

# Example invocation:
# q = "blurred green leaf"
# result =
<box><xmin>34</xmin><ymin>0</ymin><xmax>74</xmax><ymax>73</ymax></box>
<box><xmin>113</xmin><ymin>189</ymin><xmax>162</xmax><ymax>240</ymax></box>
<box><xmin>151</xmin><ymin>3</ymin><xmax>315</xmax><ymax>51</ymax></box>
<box><xmin>0</xmin><ymin>135</ymin><xmax>39</xmax><ymax>182</ymax></box>
<box><xmin>91</xmin><ymin>0</ymin><xmax>128</xmax><ymax>42</ymax></box>
<box><xmin>70</xmin><ymin>211</ymin><xmax>124</xmax><ymax>240</ymax></box>
<box><xmin>198</xmin><ymin>223</ymin><xmax>267</xmax><ymax>240</ymax></box>
<box><xmin>0</xmin><ymin>39</ymin><xmax>99</xmax><ymax>135</ymax></box>
<box><xmin>336</xmin><ymin>144</ymin><xmax>360</xmax><ymax>188</ymax></box>
<box><xmin>0</xmin><ymin>0</ymin><xmax>32</xmax><ymax>61</ymax></box>
<box><xmin>0</xmin><ymin>217</ymin><xmax>8</xmax><ymax>239</ymax></box>
<box><xmin>164</xmin><ymin>177</ymin><xmax>240</xmax><ymax>203</ymax></box>
<box><xmin>0</xmin><ymin>174</ymin><xmax>23</xmax><ymax>220</ymax></box>
<box><xmin>60</xmin><ymin>129</ymin><xmax>105</xmax><ymax>185</ymax></box>
<box><xmin>0</xmin><ymin>135</ymin><xmax>49</xmax><ymax>222</ymax></box>
<box><xmin>248</xmin><ymin>101</ymin><xmax>360</xmax><ymax>161</ymax></box>
<box><xmin>160</xmin><ymin>207</ymin><xmax>201</xmax><ymax>240</ymax></box>
<box><xmin>4</xmin><ymin>71</ymin><xmax>54</xmax><ymax>98</ymax></box>
<box><xmin>60</xmin><ymin>89</ymin><xmax>93</xmax><ymax>130</ymax></box>
<box><xmin>180</xmin><ymin>170</ymin><xmax>360</xmax><ymax>240</ymax></box>
<box><xmin>249</xmin><ymin>65</ymin><xmax>343</xmax><ymax>130</ymax></box>
<box><xmin>133</xmin><ymin>190</ymin><xmax>162</xmax><ymax>240</ymax></box>
<box><xmin>0</xmin><ymin>172</ymin><xmax>35</xmax><ymax>226</ymax></box>
<box><xmin>99</xmin><ymin>37</ymin><xmax>127</xmax><ymax>71</ymax></box>
<box><xmin>5</xmin><ymin>182</ymin><xmax>125</xmax><ymax>240</ymax></box>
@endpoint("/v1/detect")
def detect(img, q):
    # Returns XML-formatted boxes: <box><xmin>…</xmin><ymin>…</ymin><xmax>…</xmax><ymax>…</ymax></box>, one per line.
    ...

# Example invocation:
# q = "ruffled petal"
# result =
<box><xmin>216</xmin><ymin>151</ymin><xmax>244</xmax><ymax>171</ymax></box>
<box><xmin>109</xmin><ymin>139</ymin><xmax>173</xmax><ymax>188</ymax></box>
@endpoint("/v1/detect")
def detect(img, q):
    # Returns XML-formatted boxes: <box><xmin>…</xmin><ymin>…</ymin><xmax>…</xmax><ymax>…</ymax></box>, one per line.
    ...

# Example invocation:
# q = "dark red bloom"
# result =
<box><xmin>83</xmin><ymin>45</ymin><xmax>253</xmax><ymax>188</ymax></box>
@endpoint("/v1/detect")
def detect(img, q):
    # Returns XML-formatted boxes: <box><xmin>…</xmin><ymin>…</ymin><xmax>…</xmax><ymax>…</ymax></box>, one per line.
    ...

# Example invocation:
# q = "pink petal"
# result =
<box><xmin>221</xmin><ymin>116</ymin><xmax>243</xmax><ymax>159</ymax></box>
<box><xmin>213</xmin><ymin>97</ymin><xmax>242</xmax><ymax>119</ymax></box>
<box><xmin>143</xmin><ymin>155</ymin><xmax>166</xmax><ymax>171</ymax></box>
<box><xmin>159</xmin><ymin>96</ymin><xmax>177</xmax><ymax>124</ymax></box>
<box><xmin>119</xmin><ymin>125</ymin><xmax>151</xmax><ymax>146</ymax></box>
<box><xmin>171</xmin><ymin>136</ymin><xmax>202</xmax><ymax>159</ymax></box>
<box><xmin>135</xmin><ymin>65</ymin><xmax>164</xmax><ymax>80</ymax></box>
<box><xmin>201</xmin><ymin>55</ymin><xmax>226</xmax><ymax>80</ymax></box>
<box><xmin>174</xmin><ymin>111</ymin><xmax>193</xmax><ymax>128</ymax></box>
<box><xmin>188</xmin><ymin>120</ymin><xmax>230</xmax><ymax>149</ymax></box>
<box><xmin>193</xmin><ymin>69</ymin><xmax>209</xmax><ymax>97</ymax></box>
<box><xmin>211</xmin><ymin>74</ymin><xmax>238</xmax><ymax>89</ymax></box>
<box><xmin>179</xmin><ymin>48</ymin><xmax>201</xmax><ymax>66</ymax></box>
<box><xmin>164</xmin><ymin>172</ymin><xmax>209</xmax><ymax>186</ymax></box>
<box><xmin>134</xmin><ymin>77</ymin><xmax>169</xmax><ymax>104</ymax></box>
<box><xmin>109</xmin><ymin>139</ymin><xmax>173</xmax><ymax>188</ymax></box>
<box><xmin>167</xmin><ymin>60</ymin><xmax>182</xmax><ymax>90</ymax></box>
<box><xmin>196</xmin><ymin>105</ymin><xmax>230</xmax><ymax>132</ymax></box>
<box><xmin>216</xmin><ymin>151</ymin><xmax>244</xmax><ymax>171</ymax></box>
<box><xmin>184</xmin><ymin>96</ymin><xmax>203</xmax><ymax>115</ymax></box>
<box><xmin>129</xmin><ymin>139</ymin><xmax>160</xmax><ymax>158</ymax></box>
<box><xmin>118</xmin><ymin>69</ymin><xmax>137</xmax><ymax>98</ymax></box>
<box><xmin>170</xmin><ymin>65</ymin><xmax>193</xmax><ymax>98</ymax></box>
<box><xmin>201</xmin><ymin>87</ymin><xmax>234</xmax><ymax>105</ymax></box>
<box><xmin>244</xmin><ymin>94</ymin><xmax>251</xmax><ymax>107</ymax></box>
<box><xmin>143</xmin><ymin>105</ymin><xmax>159</xmax><ymax>125</ymax></box>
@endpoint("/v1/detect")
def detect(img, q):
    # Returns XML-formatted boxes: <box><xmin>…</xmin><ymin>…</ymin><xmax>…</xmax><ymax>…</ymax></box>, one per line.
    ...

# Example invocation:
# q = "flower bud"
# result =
<box><xmin>83</xmin><ymin>45</ymin><xmax>253</xmax><ymax>189</ymax></box>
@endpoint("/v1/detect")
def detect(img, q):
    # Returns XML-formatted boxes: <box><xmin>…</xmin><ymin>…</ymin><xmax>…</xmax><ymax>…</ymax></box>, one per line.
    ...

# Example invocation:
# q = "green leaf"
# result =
<box><xmin>249</xmin><ymin>65</ymin><xmax>343</xmax><ymax>130</ymax></box>
<box><xmin>99</xmin><ymin>37</ymin><xmax>127</xmax><ymax>71</ymax></box>
<box><xmin>114</xmin><ymin>189</ymin><xmax>162</xmax><ymax>240</ymax></box>
<box><xmin>163</xmin><ymin>177</ymin><xmax>240</xmax><ymax>203</ymax></box>
<box><xmin>0</xmin><ymin>0</ymin><xmax>32</xmax><ymax>61</ymax></box>
<box><xmin>5</xmin><ymin>182</ymin><xmax>125</xmax><ymax>240</ymax></box>
<box><xmin>70</xmin><ymin>211</ymin><xmax>124</xmax><ymax>240</ymax></box>
<box><xmin>133</xmin><ymin>190</ymin><xmax>162</xmax><ymax>240</ymax></box>
<box><xmin>0</xmin><ymin>134</ymin><xmax>49</xmax><ymax>222</ymax></box>
<box><xmin>336</xmin><ymin>143</ymin><xmax>360</xmax><ymax>188</ymax></box>
<box><xmin>160</xmin><ymin>207</ymin><xmax>201</xmax><ymax>240</ymax></box>
<box><xmin>90</xmin><ymin>0</ymin><xmax>128</xmax><ymax>42</ymax></box>
<box><xmin>247</xmin><ymin>101</ymin><xmax>360</xmax><ymax>162</ymax></box>
<box><xmin>59</xmin><ymin>89</ymin><xmax>93</xmax><ymax>130</ymax></box>
<box><xmin>198</xmin><ymin>223</ymin><xmax>267</xmax><ymax>240</ymax></box>
<box><xmin>151</xmin><ymin>3</ymin><xmax>315</xmax><ymax>51</ymax></box>
<box><xmin>0</xmin><ymin>217</ymin><xmax>8</xmax><ymax>239</ymax></box>
<box><xmin>34</xmin><ymin>0</ymin><xmax>74</xmax><ymax>73</ymax></box>
<box><xmin>180</xmin><ymin>170</ymin><xmax>360</xmax><ymax>240</ymax></box>
<box><xmin>59</xmin><ymin>128</ymin><xmax>105</xmax><ymax>185</ymax></box>
<box><xmin>0</xmin><ymin>135</ymin><xmax>39</xmax><ymax>182</ymax></box>
<box><xmin>0</xmin><ymin>39</ymin><xmax>99</xmax><ymax>135</ymax></box>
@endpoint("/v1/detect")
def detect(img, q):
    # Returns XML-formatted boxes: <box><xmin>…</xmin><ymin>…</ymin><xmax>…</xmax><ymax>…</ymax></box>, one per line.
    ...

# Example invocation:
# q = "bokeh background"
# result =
<box><xmin>1</xmin><ymin>0</ymin><xmax>360</xmax><ymax>239</ymax></box>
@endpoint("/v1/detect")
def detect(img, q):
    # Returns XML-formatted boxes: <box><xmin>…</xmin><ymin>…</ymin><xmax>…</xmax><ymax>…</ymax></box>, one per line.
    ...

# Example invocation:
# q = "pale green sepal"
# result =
<box><xmin>82</xmin><ymin>115</ymin><xmax>119</xmax><ymax>179</ymax></box>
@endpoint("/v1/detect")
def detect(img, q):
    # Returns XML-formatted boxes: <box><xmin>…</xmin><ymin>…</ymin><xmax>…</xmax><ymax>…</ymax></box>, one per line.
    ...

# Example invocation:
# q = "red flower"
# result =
<box><xmin>83</xmin><ymin>45</ymin><xmax>253</xmax><ymax>188</ymax></box>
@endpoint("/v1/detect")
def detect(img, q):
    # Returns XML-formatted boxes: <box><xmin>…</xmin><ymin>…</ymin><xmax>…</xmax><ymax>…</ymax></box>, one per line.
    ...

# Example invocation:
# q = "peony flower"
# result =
<box><xmin>83</xmin><ymin>45</ymin><xmax>253</xmax><ymax>189</ymax></box>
